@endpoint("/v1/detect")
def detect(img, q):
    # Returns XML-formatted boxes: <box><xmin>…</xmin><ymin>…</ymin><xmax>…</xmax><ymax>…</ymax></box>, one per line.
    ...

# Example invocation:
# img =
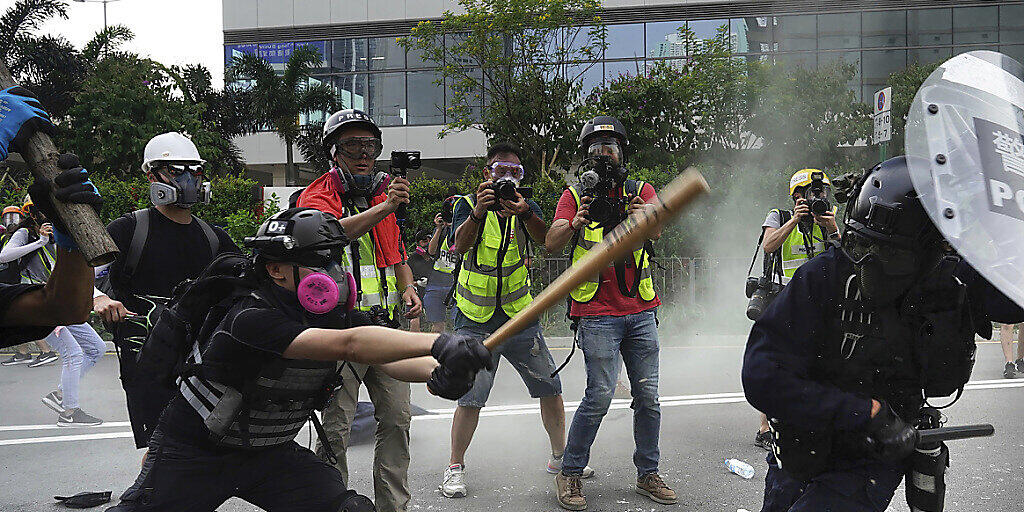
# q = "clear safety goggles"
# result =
<box><xmin>335</xmin><ymin>136</ymin><xmax>383</xmax><ymax>160</ymax></box>
<box><xmin>155</xmin><ymin>162</ymin><xmax>204</xmax><ymax>177</ymax></box>
<box><xmin>488</xmin><ymin>161</ymin><xmax>525</xmax><ymax>181</ymax></box>
<box><xmin>587</xmin><ymin>140</ymin><xmax>623</xmax><ymax>164</ymax></box>
<box><xmin>1</xmin><ymin>213</ymin><xmax>22</xmax><ymax>226</ymax></box>
<box><xmin>841</xmin><ymin>230</ymin><xmax>918</xmax><ymax>275</ymax></box>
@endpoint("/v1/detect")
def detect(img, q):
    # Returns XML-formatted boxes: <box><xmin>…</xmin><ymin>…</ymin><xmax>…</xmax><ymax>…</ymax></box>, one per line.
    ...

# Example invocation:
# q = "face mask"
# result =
<box><xmin>150</xmin><ymin>170</ymin><xmax>211</xmax><ymax>208</ymax></box>
<box><xmin>350</xmin><ymin>173</ymin><xmax>374</xmax><ymax>192</ymax></box>
<box><xmin>295</xmin><ymin>265</ymin><xmax>356</xmax><ymax>314</ymax></box>
<box><xmin>855</xmin><ymin>260</ymin><xmax>917</xmax><ymax>304</ymax></box>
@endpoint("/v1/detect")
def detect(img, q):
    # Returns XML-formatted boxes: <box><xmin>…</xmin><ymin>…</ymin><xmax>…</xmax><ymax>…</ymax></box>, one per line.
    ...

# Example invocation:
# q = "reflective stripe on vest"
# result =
<box><xmin>455</xmin><ymin>194</ymin><xmax>533</xmax><ymax>322</ymax></box>
<box><xmin>776</xmin><ymin>209</ymin><xmax>826</xmax><ymax>285</ymax></box>
<box><xmin>567</xmin><ymin>184</ymin><xmax>656</xmax><ymax>303</ymax></box>
<box><xmin>433</xmin><ymin>228</ymin><xmax>458</xmax><ymax>274</ymax></box>
<box><xmin>341</xmin><ymin>203</ymin><xmax>400</xmax><ymax>313</ymax></box>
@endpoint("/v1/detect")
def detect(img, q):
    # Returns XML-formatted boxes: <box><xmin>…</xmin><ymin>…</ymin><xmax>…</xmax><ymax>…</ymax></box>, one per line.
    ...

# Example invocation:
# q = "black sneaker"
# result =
<box><xmin>1016</xmin><ymin>358</ymin><xmax>1024</xmax><ymax>374</ymax></box>
<box><xmin>42</xmin><ymin>390</ymin><xmax>65</xmax><ymax>414</ymax></box>
<box><xmin>1</xmin><ymin>352</ymin><xmax>33</xmax><ymax>366</ymax></box>
<box><xmin>754</xmin><ymin>430</ymin><xmax>773</xmax><ymax>450</ymax></box>
<box><xmin>1004</xmin><ymin>362</ymin><xmax>1017</xmax><ymax>379</ymax></box>
<box><xmin>57</xmin><ymin>409</ymin><xmax>103</xmax><ymax>427</ymax></box>
<box><xmin>29</xmin><ymin>351</ymin><xmax>59</xmax><ymax>367</ymax></box>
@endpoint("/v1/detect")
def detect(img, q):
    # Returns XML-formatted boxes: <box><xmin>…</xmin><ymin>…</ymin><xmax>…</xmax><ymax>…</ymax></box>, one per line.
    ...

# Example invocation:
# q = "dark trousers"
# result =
<box><xmin>761</xmin><ymin>454</ymin><xmax>904</xmax><ymax>512</ymax></box>
<box><xmin>106</xmin><ymin>428</ymin><xmax>353</xmax><ymax>512</ymax></box>
<box><xmin>115</xmin><ymin>339</ymin><xmax>173</xmax><ymax>449</ymax></box>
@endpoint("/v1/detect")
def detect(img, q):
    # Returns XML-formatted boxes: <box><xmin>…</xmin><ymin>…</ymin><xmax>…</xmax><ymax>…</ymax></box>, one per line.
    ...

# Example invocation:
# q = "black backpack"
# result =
<box><xmin>0</xmin><ymin>232</ymin><xmax>26</xmax><ymax>284</ymax></box>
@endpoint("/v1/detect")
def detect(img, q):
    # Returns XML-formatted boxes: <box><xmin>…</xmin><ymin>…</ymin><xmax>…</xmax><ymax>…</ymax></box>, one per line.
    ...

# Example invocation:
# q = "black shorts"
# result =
<box><xmin>107</xmin><ymin>428</ymin><xmax>352</xmax><ymax>512</ymax></box>
<box><xmin>116</xmin><ymin>342</ymin><xmax>174</xmax><ymax>449</ymax></box>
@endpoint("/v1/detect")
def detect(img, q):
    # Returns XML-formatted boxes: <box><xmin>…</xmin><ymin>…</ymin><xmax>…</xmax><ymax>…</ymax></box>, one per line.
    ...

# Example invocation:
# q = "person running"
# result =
<box><xmin>0</xmin><ymin>204</ymin><xmax>58</xmax><ymax>367</ymax></box>
<box><xmin>0</xmin><ymin>200</ymin><xmax>105</xmax><ymax>425</ymax></box>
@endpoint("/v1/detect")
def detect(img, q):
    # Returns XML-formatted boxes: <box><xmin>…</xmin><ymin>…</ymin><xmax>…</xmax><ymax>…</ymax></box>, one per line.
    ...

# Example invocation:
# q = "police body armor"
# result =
<box><xmin>770</xmin><ymin>263</ymin><xmax>976</xmax><ymax>482</ymax></box>
<box><xmin>177</xmin><ymin>291</ymin><xmax>342</xmax><ymax>449</ymax></box>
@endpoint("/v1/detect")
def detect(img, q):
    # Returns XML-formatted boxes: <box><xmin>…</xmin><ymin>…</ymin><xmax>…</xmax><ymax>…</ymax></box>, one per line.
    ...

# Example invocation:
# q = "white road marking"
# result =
<box><xmin>1</xmin><ymin>380</ymin><xmax>1020</xmax><ymax>447</ymax></box>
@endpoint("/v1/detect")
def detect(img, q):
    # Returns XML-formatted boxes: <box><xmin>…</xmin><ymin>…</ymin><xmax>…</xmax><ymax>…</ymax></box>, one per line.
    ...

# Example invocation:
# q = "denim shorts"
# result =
<box><xmin>456</xmin><ymin>322</ymin><xmax>561</xmax><ymax>408</ymax></box>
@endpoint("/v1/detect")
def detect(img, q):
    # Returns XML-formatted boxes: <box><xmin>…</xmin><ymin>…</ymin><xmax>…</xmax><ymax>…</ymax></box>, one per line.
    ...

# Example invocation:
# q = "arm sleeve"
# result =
<box><xmin>960</xmin><ymin>262</ymin><xmax>1024</xmax><ymax>324</ymax></box>
<box><xmin>553</xmin><ymin>189</ymin><xmax>577</xmax><ymax>222</ymax></box>
<box><xmin>0</xmin><ymin>229</ymin><xmax>47</xmax><ymax>263</ymax></box>
<box><xmin>451</xmin><ymin>198</ymin><xmax>472</xmax><ymax>234</ymax></box>
<box><xmin>639</xmin><ymin>182</ymin><xmax>658</xmax><ymax>204</ymax></box>
<box><xmin>741</xmin><ymin>254</ymin><xmax>874</xmax><ymax>432</ymax></box>
<box><xmin>228</xmin><ymin>306</ymin><xmax>309</xmax><ymax>356</ymax></box>
<box><xmin>763</xmin><ymin>210</ymin><xmax>782</xmax><ymax>229</ymax></box>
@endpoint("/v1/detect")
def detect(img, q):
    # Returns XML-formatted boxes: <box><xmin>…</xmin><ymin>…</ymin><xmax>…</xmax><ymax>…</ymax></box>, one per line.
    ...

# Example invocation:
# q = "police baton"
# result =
<box><xmin>916</xmin><ymin>424</ymin><xmax>994</xmax><ymax>446</ymax></box>
<box><xmin>0</xmin><ymin>61</ymin><xmax>118</xmax><ymax>266</ymax></box>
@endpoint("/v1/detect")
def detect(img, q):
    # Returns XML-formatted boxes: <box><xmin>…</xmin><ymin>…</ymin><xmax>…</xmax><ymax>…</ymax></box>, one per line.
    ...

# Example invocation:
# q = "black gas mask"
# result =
<box><xmin>578</xmin><ymin>141</ymin><xmax>629</xmax><ymax>229</ymax></box>
<box><xmin>842</xmin><ymin>230</ymin><xmax>924</xmax><ymax>304</ymax></box>
<box><xmin>149</xmin><ymin>163</ymin><xmax>212</xmax><ymax>208</ymax></box>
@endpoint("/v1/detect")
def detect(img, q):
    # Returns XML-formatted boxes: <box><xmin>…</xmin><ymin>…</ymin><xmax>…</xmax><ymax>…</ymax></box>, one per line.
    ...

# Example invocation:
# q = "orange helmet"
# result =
<box><xmin>2</xmin><ymin>206</ymin><xmax>23</xmax><ymax>216</ymax></box>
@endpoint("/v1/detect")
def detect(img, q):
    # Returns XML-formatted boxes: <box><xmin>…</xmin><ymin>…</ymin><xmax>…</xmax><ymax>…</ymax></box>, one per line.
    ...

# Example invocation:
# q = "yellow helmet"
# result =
<box><xmin>789</xmin><ymin>168</ymin><xmax>831</xmax><ymax>196</ymax></box>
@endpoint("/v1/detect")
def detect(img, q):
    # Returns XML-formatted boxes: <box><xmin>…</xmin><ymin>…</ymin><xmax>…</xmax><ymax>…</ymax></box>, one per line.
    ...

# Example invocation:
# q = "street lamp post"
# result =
<box><xmin>72</xmin><ymin>0</ymin><xmax>123</xmax><ymax>32</ymax></box>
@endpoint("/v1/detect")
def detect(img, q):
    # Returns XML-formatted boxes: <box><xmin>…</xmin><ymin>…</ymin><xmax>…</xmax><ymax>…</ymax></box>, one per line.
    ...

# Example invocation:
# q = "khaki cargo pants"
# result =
<box><xmin>316</xmin><ymin>362</ymin><xmax>411</xmax><ymax>512</ymax></box>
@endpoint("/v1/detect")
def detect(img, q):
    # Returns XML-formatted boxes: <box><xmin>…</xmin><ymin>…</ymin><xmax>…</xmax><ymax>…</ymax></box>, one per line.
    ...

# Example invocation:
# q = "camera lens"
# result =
<box><xmin>810</xmin><ymin>198</ymin><xmax>830</xmax><ymax>216</ymax></box>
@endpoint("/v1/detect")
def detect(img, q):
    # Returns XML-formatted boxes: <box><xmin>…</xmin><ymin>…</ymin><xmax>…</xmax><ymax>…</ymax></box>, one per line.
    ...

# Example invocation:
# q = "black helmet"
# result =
<box><xmin>322</xmin><ymin>109</ymin><xmax>381</xmax><ymax>157</ymax></box>
<box><xmin>245</xmin><ymin>208</ymin><xmax>349</xmax><ymax>268</ymax></box>
<box><xmin>578</xmin><ymin>115</ymin><xmax>628</xmax><ymax>150</ymax></box>
<box><xmin>843</xmin><ymin>156</ymin><xmax>940</xmax><ymax>248</ymax></box>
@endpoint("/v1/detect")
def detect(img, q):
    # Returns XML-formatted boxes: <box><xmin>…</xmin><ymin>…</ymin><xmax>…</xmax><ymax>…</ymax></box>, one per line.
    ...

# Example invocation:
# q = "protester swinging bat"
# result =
<box><xmin>482</xmin><ymin>168</ymin><xmax>710</xmax><ymax>352</ymax></box>
<box><xmin>0</xmin><ymin>61</ymin><xmax>118</xmax><ymax>266</ymax></box>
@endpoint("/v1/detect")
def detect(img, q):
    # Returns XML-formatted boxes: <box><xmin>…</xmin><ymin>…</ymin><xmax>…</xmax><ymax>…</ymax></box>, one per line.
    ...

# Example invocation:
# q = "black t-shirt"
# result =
<box><xmin>158</xmin><ymin>282</ymin><xmax>341</xmax><ymax>449</ymax></box>
<box><xmin>104</xmin><ymin>208</ymin><xmax>240</xmax><ymax>303</ymax></box>
<box><xmin>0</xmin><ymin>283</ymin><xmax>53</xmax><ymax>348</ymax></box>
<box><xmin>408</xmin><ymin>250</ymin><xmax>433</xmax><ymax>282</ymax></box>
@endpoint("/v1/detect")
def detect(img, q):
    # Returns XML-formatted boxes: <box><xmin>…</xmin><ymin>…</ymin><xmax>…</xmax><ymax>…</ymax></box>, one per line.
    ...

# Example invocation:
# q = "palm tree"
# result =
<box><xmin>228</xmin><ymin>46</ymin><xmax>336</xmax><ymax>185</ymax></box>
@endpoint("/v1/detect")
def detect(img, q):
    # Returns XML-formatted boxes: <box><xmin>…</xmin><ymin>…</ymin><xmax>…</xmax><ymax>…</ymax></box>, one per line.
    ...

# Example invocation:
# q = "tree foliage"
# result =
<box><xmin>403</xmin><ymin>0</ymin><xmax>607</xmax><ymax>179</ymax></box>
<box><xmin>889</xmin><ymin>62</ymin><xmax>941</xmax><ymax>154</ymax></box>
<box><xmin>227</xmin><ymin>46</ymin><xmax>336</xmax><ymax>185</ymax></box>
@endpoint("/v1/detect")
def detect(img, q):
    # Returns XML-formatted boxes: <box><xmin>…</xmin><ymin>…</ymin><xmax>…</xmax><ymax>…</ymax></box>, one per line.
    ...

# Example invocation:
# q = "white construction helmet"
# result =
<box><xmin>142</xmin><ymin>132</ymin><xmax>205</xmax><ymax>172</ymax></box>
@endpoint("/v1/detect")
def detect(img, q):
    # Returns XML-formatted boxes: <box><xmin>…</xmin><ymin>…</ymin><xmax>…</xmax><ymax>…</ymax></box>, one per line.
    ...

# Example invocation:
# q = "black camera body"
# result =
<box><xmin>390</xmin><ymin>150</ymin><xmax>421</xmax><ymax>177</ymax></box>
<box><xmin>745</xmin><ymin>276</ymin><xmax>784</xmax><ymax>321</ymax></box>
<box><xmin>807</xmin><ymin>171</ymin><xmax>830</xmax><ymax>216</ymax></box>
<box><xmin>579</xmin><ymin>155</ymin><xmax>627</xmax><ymax>229</ymax></box>
<box><xmin>350</xmin><ymin>304</ymin><xmax>400</xmax><ymax>329</ymax></box>
<box><xmin>485</xmin><ymin>179</ymin><xmax>532</xmax><ymax>211</ymax></box>
<box><xmin>440</xmin><ymin>196</ymin><xmax>456</xmax><ymax>224</ymax></box>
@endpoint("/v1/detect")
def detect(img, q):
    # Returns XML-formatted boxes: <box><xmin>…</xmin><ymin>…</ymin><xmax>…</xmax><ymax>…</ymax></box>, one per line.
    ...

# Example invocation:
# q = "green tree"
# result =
<box><xmin>227</xmin><ymin>46</ymin><xmax>336</xmax><ymax>185</ymax></box>
<box><xmin>176</xmin><ymin>64</ymin><xmax>256</xmax><ymax>174</ymax></box>
<box><xmin>64</xmin><ymin>54</ymin><xmax>240</xmax><ymax>179</ymax></box>
<box><xmin>744</xmin><ymin>60</ymin><xmax>872</xmax><ymax>170</ymax></box>
<box><xmin>889</xmin><ymin>62</ymin><xmax>941</xmax><ymax>154</ymax></box>
<box><xmin>403</xmin><ymin>0</ymin><xmax>606</xmax><ymax>178</ymax></box>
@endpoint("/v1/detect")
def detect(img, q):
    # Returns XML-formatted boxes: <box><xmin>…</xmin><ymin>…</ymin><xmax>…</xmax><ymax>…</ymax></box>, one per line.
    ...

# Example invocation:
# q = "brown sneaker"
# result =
<box><xmin>636</xmin><ymin>472</ymin><xmax>677</xmax><ymax>505</ymax></box>
<box><xmin>555</xmin><ymin>471</ymin><xmax>587</xmax><ymax>511</ymax></box>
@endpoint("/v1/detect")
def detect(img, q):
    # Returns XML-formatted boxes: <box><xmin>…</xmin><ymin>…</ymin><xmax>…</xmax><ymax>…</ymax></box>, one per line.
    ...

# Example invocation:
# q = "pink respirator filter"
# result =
<box><xmin>297</xmin><ymin>272</ymin><xmax>342</xmax><ymax>315</ymax></box>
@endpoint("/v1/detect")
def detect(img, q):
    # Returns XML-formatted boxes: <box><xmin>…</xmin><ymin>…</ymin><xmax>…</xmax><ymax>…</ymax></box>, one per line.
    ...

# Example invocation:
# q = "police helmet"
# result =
<box><xmin>322</xmin><ymin>109</ymin><xmax>382</xmax><ymax>157</ymax></box>
<box><xmin>843</xmin><ymin>156</ymin><xmax>941</xmax><ymax>249</ymax></box>
<box><xmin>245</xmin><ymin>208</ymin><xmax>349</xmax><ymax>268</ymax></box>
<box><xmin>578</xmin><ymin>115</ymin><xmax>628</xmax><ymax>150</ymax></box>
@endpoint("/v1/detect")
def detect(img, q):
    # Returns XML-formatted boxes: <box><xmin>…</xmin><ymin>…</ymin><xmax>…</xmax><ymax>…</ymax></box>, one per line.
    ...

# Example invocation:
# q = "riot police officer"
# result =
<box><xmin>742</xmin><ymin>156</ymin><xmax>1024</xmax><ymax>511</ymax></box>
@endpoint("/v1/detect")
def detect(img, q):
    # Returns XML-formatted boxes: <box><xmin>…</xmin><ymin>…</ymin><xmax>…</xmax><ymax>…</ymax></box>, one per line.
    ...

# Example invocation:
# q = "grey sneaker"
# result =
<box><xmin>29</xmin><ymin>351</ymin><xmax>59</xmax><ymax>367</ymax></box>
<box><xmin>547</xmin><ymin>454</ymin><xmax>595</xmax><ymax>478</ymax></box>
<box><xmin>1</xmin><ymin>352</ymin><xmax>33</xmax><ymax>365</ymax></box>
<box><xmin>1016</xmin><ymin>358</ymin><xmax>1024</xmax><ymax>374</ymax></box>
<box><xmin>440</xmin><ymin>464</ymin><xmax>466</xmax><ymax>498</ymax></box>
<box><xmin>57</xmin><ymin>408</ymin><xmax>103</xmax><ymax>427</ymax></box>
<box><xmin>42</xmin><ymin>390</ymin><xmax>65</xmax><ymax>414</ymax></box>
<box><xmin>1004</xmin><ymin>362</ymin><xmax>1017</xmax><ymax>379</ymax></box>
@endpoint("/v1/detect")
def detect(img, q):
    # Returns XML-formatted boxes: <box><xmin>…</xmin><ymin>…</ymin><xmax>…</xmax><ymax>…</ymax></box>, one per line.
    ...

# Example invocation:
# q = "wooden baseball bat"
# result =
<box><xmin>483</xmin><ymin>168</ymin><xmax>709</xmax><ymax>351</ymax></box>
<box><xmin>0</xmin><ymin>61</ymin><xmax>118</xmax><ymax>266</ymax></box>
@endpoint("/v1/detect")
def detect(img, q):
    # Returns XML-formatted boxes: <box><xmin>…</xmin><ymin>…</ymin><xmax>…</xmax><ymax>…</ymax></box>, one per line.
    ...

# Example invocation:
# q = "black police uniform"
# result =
<box><xmin>107</xmin><ymin>281</ymin><xmax>362</xmax><ymax>512</ymax></box>
<box><xmin>742</xmin><ymin>245</ymin><xmax>1023</xmax><ymax>512</ymax></box>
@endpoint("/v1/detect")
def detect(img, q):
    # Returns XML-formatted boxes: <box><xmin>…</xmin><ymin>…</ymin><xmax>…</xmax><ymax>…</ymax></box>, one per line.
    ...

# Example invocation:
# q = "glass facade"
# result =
<box><xmin>226</xmin><ymin>4</ymin><xmax>1024</xmax><ymax>127</ymax></box>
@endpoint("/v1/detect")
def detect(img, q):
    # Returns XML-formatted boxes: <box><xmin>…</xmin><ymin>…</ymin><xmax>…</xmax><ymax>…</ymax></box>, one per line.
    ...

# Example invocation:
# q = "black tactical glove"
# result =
<box><xmin>426</xmin><ymin>365</ymin><xmax>476</xmax><ymax>401</ymax></box>
<box><xmin>864</xmin><ymin>401</ymin><xmax>918</xmax><ymax>464</ymax></box>
<box><xmin>26</xmin><ymin>154</ymin><xmax>103</xmax><ymax>250</ymax></box>
<box><xmin>431</xmin><ymin>332</ymin><xmax>493</xmax><ymax>374</ymax></box>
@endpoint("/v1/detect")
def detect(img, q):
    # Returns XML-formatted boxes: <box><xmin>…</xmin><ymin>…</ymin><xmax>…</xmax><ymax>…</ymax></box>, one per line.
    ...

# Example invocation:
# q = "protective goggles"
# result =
<box><xmin>1</xmin><ymin>212</ymin><xmax>22</xmax><ymax>226</ymax></box>
<box><xmin>587</xmin><ymin>140</ymin><xmax>623</xmax><ymax>163</ymax></box>
<box><xmin>488</xmin><ymin>162</ymin><xmax>525</xmax><ymax>181</ymax></box>
<box><xmin>841</xmin><ymin>230</ymin><xmax>918</xmax><ymax>275</ymax></box>
<box><xmin>334</xmin><ymin>136</ymin><xmax>383</xmax><ymax>160</ymax></box>
<box><xmin>155</xmin><ymin>162</ymin><xmax>204</xmax><ymax>177</ymax></box>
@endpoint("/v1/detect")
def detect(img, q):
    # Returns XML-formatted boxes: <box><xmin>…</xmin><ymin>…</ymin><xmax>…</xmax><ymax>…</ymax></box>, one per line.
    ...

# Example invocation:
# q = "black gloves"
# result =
<box><xmin>431</xmin><ymin>332</ymin><xmax>493</xmax><ymax>375</ymax></box>
<box><xmin>865</xmin><ymin>401</ymin><xmax>918</xmax><ymax>463</ymax></box>
<box><xmin>26</xmin><ymin>153</ymin><xmax>104</xmax><ymax>250</ymax></box>
<box><xmin>426</xmin><ymin>365</ymin><xmax>476</xmax><ymax>400</ymax></box>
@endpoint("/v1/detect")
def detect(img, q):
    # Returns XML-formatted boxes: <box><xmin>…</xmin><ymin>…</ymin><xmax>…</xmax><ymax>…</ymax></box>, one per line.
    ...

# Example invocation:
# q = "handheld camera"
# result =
<box><xmin>485</xmin><ymin>181</ymin><xmax>533</xmax><ymax>212</ymax></box>
<box><xmin>579</xmin><ymin>154</ymin><xmax>627</xmax><ymax>229</ymax></box>
<box><xmin>389</xmin><ymin>150</ymin><xmax>421</xmax><ymax>224</ymax></box>
<box><xmin>807</xmin><ymin>171</ymin><xmax>830</xmax><ymax>216</ymax></box>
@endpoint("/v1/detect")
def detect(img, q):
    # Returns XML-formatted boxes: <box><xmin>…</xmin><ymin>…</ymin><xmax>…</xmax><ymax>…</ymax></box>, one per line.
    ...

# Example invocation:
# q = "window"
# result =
<box><xmin>953</xmin><ymin>7</ymin><xmax>997</xmax><ymax>45</ymax></box>
<box><xmin>817</xmin><ymin>13</ymin><xmax>860</xmax><ymax>50</ymax></box>
<box><xmin>646</xmin><ymin>21</ymin><xmax>687</xmax><ymax>60</ymax></box>
<box><xmin>1000</xmin><ymin>46</ymin><xmax>1024</xmax><ymax>65</ymax></box>
<box><xmin>908</xmin><ymin>9</ymin><xmax>951</xmax><ymax>46</ymax></box>
<box><xmin>908</xmin><ymin>47</ymin><xmax>951</xmax><ymax>66</ymax></box>
<box><xmin>406</xmin><ymin>45</ymin><xmax>433</xmax><ymax>69</ymax></box>
<box><xmin>862</xmin><ymin>10</ymin><xmax>906</xmax><ymax>48</ymax></box>
<box><xmin>604</xmin><ymin>60</ymin><xmax>644</xmax><ymax>82</ymax></box>
<box><xmin>1000</xmin><ymin>5</ymin><xmax>1024</xmax><ymax>44</ymax></box>
<box><xmin>606</xmin><ymin>23</ymin><xmax>645</xmax><ymax>59</ymax></box>
<box><xmin>368</xmin><ymin>37</ymin><xmax>405</xmax><ymax>70</ymax></box>
<box><xmin>407</xmin><ymin>71</ymin><xmax>444</xmax><ymax>125</ymax></box>
<box><xmin>774</xmin><ymin>15</ymin><xmax>816</xmax><ymax>52</ymax></box>
<box><xmin>819</xmin><ymin>51</ymin><xmax>861</xmax><ymax>100</ymax></box>
<box><xmin>688</xmin><ymin>19</ymin><xmax>730</xmax><ymax>51</ymax></box>
<box><xmin>367</xmin><ymin>73</ymin><xmax>407</xmax><ymax>127</ymax></box>
<box><xmin>862</xmin><ymin>49</ymin><xmax>906</xmax><ymax>100</ymax></box>
<box><xmin>731</xmin><ymin>17</ymin><xmax>772</xmax><ymax>53</ymax></box>
<box><xmin>445</xmin><ymin>69</ymin><xmax>483</xmax><ymax>123</ymax></box>
<box><xmin>567</xmin><ymin>62</ymin><xmax>604</xmax><ymax>98</ymax></box>
<box><xmin>332</xmin><ymin>39</ymin><xmax>368</xmax><ymax>72</ymax></box>
<box><xmin>775</xmin><ymin>52</ymin><xmax>816</xmax><ymax>70</ymax></box>
<box><xmin>334</xmin><ymin>75</ymin><xmax>356</xmax><ymax>110</ymax></box>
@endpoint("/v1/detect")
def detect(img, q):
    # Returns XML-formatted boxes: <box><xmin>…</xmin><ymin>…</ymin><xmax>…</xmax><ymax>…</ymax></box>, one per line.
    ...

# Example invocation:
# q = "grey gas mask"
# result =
<box><xmin>150</xmin><ymin>163</ymin><xmax>212</xmax><ymax>208</ymax></box>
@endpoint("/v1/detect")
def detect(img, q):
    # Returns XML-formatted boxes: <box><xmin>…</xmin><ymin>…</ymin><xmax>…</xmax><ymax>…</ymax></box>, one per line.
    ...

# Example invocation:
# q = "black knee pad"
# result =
<box><xmin>336</xmin><ymin>490</ymin><xmax>375</xmax><ymax>512</ymax></box>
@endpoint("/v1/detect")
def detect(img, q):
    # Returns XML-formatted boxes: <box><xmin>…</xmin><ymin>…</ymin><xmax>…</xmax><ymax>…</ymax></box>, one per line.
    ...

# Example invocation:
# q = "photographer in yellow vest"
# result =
<box><xmin>753</xmin><ymin>168</ymin><xmax>840</xmax><ymax>450</ymax></box>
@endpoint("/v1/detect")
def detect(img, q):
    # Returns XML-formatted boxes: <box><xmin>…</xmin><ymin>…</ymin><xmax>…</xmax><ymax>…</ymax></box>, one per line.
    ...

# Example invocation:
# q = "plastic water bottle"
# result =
<box><xmin>725</xmin><ymin>458</ymin><xmax>755</xmax><ymax>479</ymax></box>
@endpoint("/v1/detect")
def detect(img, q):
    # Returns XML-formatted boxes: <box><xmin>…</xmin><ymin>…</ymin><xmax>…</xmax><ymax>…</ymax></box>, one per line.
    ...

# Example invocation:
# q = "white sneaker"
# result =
<box><xmin>547</xmin><ymin>455</ymin><xmax>595</xmax><ymax>479</ymax></box>
<box><xmin>440</xmin><ymin>463</ymin><xmax>467</xmax><ymax>498</ymax></box>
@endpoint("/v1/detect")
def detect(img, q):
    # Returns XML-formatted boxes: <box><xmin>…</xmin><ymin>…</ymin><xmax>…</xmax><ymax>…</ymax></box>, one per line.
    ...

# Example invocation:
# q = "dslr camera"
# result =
<box><xmin>440</xmin><ymin>195</ymin><xmax>456</xmax><ymax>224</ymax></box>
<box><xmin>579</xmin><ymin>154</ymin><xmax>627</xmax><ymax>229</ymax></box>
<box><xmin>390</xmin><ymin>150</ymin><xmax>422</xmax><ymax>177</ymax></box>
<box><xmin>807</xmin><ymin>171</ymin><xmax>830</xmax><ymax>216</ymax></box>
<box><xmin>745</xmin><ymin>275</ymin><xmax>784</xmax><ymax>321</ymax></box>
<box><xmin>485</xmin><ymin>180</ymin><xmax>533</xmax><ymax>211</ymax></box>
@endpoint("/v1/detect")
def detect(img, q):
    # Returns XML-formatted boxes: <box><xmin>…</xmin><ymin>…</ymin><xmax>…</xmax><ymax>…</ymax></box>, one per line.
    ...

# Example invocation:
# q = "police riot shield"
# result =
<box><xmin>905</xmin><ymin>50</ymin><xmax>1024</xmax><ymax>308</ymax></box>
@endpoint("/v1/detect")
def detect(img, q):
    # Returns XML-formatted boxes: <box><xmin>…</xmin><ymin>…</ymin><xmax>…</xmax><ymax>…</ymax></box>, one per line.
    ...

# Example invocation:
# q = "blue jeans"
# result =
<box><xmin>563</xmin><ymin>309</ymin><xmax>661</xmax><ymax>477</ymax></box>
<box><xmin>456</xmin><ymin>322</ymin><xmax>562</xmax><ymax>408</ymax></box>
<box><xmin>46</xmin><ymin>322</ymin><xmax>105</xmax><ymax>409</ymax></box>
